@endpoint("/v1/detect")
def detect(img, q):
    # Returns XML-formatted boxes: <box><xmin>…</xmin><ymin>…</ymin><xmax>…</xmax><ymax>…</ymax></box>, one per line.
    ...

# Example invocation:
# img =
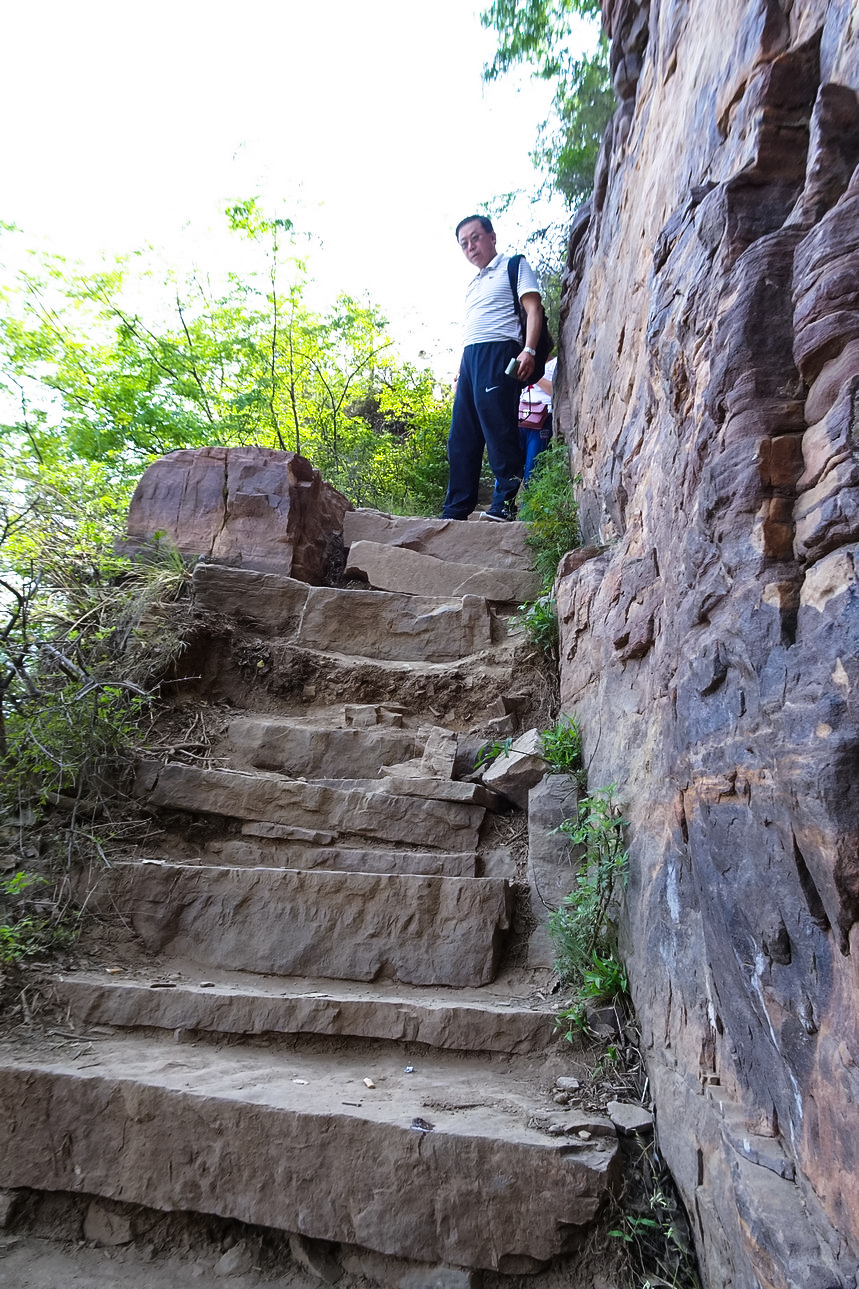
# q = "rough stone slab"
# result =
<box><xmin>146</xmin><ymin>763</ymin><xmax>484</xmax><ymax>853</ymax></box>
<box><xmin>0</xmin><ymin>1043</ymin><xmax>619</xmax><ymax>1271</ymax></box>
<box><xmin>297</xmin><ymin>587</ymin><xmax>493</xmax><ymax>662</ymax></box>
<box><xmin>346</xmin><ymin>541</ymin><xmax>541</xmax><ymax>604</ymax></box>
<box><xmin>606</xmin><ymin>1101</ymin><xmax>654</xmax><ymax>1135</ymax></box>
<box><xmin>124</xmin><ymin>447</ymin><xmax>351</xmax><ymax>584</ymax></box>
<box><xmin>57</xmin><ymin>974</ymin><xmax>554</xmax><ymax>1053</ymax></box>
<box><xmin>193</xmin><ymin>563</ymin><xmax>310</xmax><ymax>632</ymax></box>
<box><xmin>377</xmin><ymin>776</ymin><xmax>504</xmax><ymax>812</ymax></box>
<box><xmin>110</xmin><ymin>862</ymin><xmax>510</xmax><ymax>987</ymax></box>
<box><xmin>481</xmin><ymin>729</ymin><xmax>548</xmax><ymax>809</ymax></box>
<box><xmin>228</xmin><ymin>717</ymin><xmax>419</xmax><ymax>777</ymax></box>
<box><xmin>228</xmin><ymin>836</ymin><xmax>478</xmax><ymax>878</ymax></box>
<box><xmin>343</xmin><ymin>511</ymin><xmax>534</xmax><ymax>572</ymax></box>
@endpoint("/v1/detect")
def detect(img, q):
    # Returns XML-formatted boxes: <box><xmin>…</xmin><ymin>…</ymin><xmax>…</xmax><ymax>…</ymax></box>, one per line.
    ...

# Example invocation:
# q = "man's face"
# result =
<box><xmin>458</xmin><ymin>220</ymin><xmax>497</xmax><ymax>270</ymax></box>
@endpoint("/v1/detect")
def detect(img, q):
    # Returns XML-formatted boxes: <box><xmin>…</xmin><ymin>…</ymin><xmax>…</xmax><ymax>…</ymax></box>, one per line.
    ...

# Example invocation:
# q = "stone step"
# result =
<box><xmin>0</xmin><ymin>1037</ymin><xmax>620</xmax><ymax>1272</ymax></box>
<box><xmin>343</xmin><ymin>510</ymin><xmax>535</xmax><ymax>573</ymax></box>
<box><xmin>193</xmin><ymin>564</ymin><xmax>498</xmax><ymax>662</ymax></box>
<box><xmin>140</xmin><ymin>762</ymin><xmax>486</xmax><ymax>852</ymax></box>
<box><xmin>346</xmin><ymin>541</ymin><xmax>542</xmax><ymax>604</ymax></box>
<box><xmin>56</xmin><ymin>970</ymin><xmax>555</xmax><ymax>1053</ymax></box>
<box><xmin>225</xmin><ymin>714</ymin><xmax>483</xmax><ymax>783</ymax></box>
<box><xmin>227</xmin><ymin>715</ymin><xmax>422</xmax><ymax>777</ymax></box>
<box><xmin>106</xmin><ymin>861</ymin><xmax>511</xmax><ymax>987</ymax></box>
<box><xmin>179</xmin><ymin>838</ymin><xmax>479</xmax><ymax>878</ymax></box>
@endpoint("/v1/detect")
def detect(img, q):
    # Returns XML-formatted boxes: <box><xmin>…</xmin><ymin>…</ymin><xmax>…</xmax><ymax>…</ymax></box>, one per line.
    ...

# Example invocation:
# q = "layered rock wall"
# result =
<box><xmin>556</xmin><ymin>2</ymin><xmax>859</xmax><ymax>1285</ymax></box>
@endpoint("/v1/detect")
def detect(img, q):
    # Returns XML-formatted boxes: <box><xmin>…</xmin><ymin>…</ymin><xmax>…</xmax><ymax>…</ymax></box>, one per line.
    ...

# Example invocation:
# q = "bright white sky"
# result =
<box><xmin>1</xmin><ymin>0</ymin><xmax>592</xmax><ymax>373</ymax></box>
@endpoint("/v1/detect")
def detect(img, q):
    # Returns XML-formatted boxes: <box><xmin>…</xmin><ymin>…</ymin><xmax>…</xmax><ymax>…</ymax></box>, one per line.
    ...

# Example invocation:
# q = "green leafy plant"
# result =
<box><xmin>608</xmin><ymin>1145</ymin><xmax>701</xmax><ymax>1289</ymax></box>
<box><xmin>481</xmin><ymin>0</ymin><xmax>614</xmax><ymax>209</ymax></box>
<box><xmin>540</xmin><ymin>714</ymin><xmax>584</xmax><ymax>784</ymax></box>
<box><xmin>512</xmin><ymin>595</ymin><xmax>558</xmax><ymax>656</ymax></box>
<box><xmin>550</xmin><ymin>785</ymin><xmax>629</xmax><ymax>1024</ymax></box>
<box><xmin>474</xmin><ymin>737</ymin><xmax>514</xmax><ymax>771</ymax></box>
<box><xmin>518</xmin><ymin>442</ymin><xmax>581</xmax><ymax>592</ymax></box>
<box><xmin>0</xmin><ymin>872</ymin><xmax>77</xmax><ymax>965</ymax></box>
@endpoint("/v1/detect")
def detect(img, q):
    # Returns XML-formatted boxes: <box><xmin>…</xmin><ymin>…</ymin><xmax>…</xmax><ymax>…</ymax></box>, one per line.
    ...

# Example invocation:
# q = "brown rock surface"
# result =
<box><xmin>0</xmin><ymin>1042</ymin><xmax>620</xmax><ymax>1272</ymax></box>
<box><xmin>343</xmin><ymin>511</ymin><xmax>533</xmax><ymax>570</ymax></box>
<box><xmin>145</xmin><ymin>762</ymin><xmax>485</xmax><ymax>852</ymax></box>
<box><xmin>108</xmin><ymin>862</ymin><xmax>511</xmax><ymax>987</ymax></box>
<box><xmin>346</xmin><ymin>540</ymin><xmax>542</xmax><ymax>603</ymax></box>
<box><xmin>556</xmin><ymin>3</ymin><xmax>859</xmax><ymax>1286</ymax></box>
<box><xmin>125</xmin><ymin>446</ymin><xmax>351</xmax><ymax>583</ymax></box>
<box><xmin>57</xmin><ymin>973</ymin><xmax>553</xmax><ymax>1053</ymax></box>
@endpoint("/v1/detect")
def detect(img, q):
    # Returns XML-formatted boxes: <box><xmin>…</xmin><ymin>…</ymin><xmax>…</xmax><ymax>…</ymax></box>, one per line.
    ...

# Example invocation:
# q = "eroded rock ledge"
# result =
<box><xmin>557</xmin><ymin>3</ymin><xmax>859</xmax><ymax>1286</ymax></box>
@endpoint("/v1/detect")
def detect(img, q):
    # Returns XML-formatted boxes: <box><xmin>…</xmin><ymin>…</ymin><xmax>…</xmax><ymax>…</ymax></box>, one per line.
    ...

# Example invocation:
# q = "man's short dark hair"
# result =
<box><xmin>455</xmin><ymin>214</ymin><xmax>494</xmax><ymax>240</ymax></box>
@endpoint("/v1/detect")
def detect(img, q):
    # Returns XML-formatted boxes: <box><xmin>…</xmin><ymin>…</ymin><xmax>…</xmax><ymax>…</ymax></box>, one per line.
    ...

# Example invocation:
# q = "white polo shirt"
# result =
<box><xmin>463</xmin><ymin>253</ymin><xmax>540</xmax><ymax>347</ymax></box>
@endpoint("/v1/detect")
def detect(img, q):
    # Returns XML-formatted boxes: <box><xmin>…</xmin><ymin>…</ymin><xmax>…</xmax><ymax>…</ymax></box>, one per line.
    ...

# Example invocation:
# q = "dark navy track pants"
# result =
<box><xmin>442</xmin><ymin>340</ymin><xmax>525</xmax><ymax>519</ymax></box>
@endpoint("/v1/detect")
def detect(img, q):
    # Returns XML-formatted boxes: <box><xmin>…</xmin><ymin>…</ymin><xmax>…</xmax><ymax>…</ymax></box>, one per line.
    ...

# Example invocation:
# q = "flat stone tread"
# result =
<box><xmin>343</xmin><ymin>511</ymin><xmax>535</xmax><ymax>571</ymax></box>
<box><xmin>0</xmin><ymin>1035</ymin><xmax>614</xmax><ymax>1148</ymax></box>
<box><xmin>55</xmin><ymin>971</ymin><xmax>557</xmax><ymax>1052</ymax></box>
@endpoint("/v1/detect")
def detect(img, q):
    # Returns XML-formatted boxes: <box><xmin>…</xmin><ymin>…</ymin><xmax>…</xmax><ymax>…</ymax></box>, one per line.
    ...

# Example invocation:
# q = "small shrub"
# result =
<box><xmin>518</xmin><ymin>441</ymin><xmax>581</xmax><ymax>592</ymax></box>
<box><xmin>540</xmin><ymin>714</ymin><xmax>584</xmax><ymax>785</ymax></box>
<box><xmin>511</xmin><ymin>595</ymin><xmax>558</xmax><ymax>656</ymax></box>
<box><xmin>550</xmin><ymin>785</ymin><xmax>628</xmax><ymax>1020</ymax></box>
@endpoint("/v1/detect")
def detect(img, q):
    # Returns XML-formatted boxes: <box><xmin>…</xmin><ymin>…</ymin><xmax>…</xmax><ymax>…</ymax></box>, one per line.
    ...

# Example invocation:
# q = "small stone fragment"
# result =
<box><xmin>410</xmin><ymin>1117</ymin><xmax>435</xmax><ymax>1132</ymax></box>
<box><xmin>607</xmin><ymin>1100</ymin><xmax>654</xmax><ymax>1134</ymax></box>
<box><xmin>83</xmin><ymin>1201</ymin><xmax>133</xmax><ymax>1246</ymax></box>
<box><xmin>555</xmin><ymin>1076</ymin><xmax>580</xmax><ymax>1092</ymax></box>
<box><xmin>553</xmin><ymin>1093</ymin><xmax>569</xmax><ymax>1105</ymax></box>
<box><xmin>363</xmin><ymin>1077</ymin><xmax>376</xmax><ymax>1088</ymax></box>
<box><xmin>577</xmin><ymin>1130</ymin><xmax>592</xmax><ymax>1141</ymax></box>
<box><xmin>293</xmin><ymin>1078</ymin><xmax>309</xmax><ymax>1086</ymax></box>
<box><xmin>214</xmin><ymin>1240</ymin><xmax>254</xmax><ymax>1278</ymax></box>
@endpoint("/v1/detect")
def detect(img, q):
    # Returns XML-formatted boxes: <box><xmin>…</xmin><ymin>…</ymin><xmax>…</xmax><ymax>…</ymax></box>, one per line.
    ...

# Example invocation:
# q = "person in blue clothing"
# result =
<box><xmin>441</xmin><ymin>215</ymin><xmax>544</xmax><ymax>522</ymax></box>
<box><xmin>520</xmin><ymin>355</ymin><xmax>556</xmax><ymax>483</ymax></box>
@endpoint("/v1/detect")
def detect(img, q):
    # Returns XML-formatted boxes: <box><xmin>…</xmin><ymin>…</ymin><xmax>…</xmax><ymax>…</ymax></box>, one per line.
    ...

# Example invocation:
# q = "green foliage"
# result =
<box><xmin>609</xmin><ymin>1145</ymin><xmax>701</xmax><ymax>1289</ymax></box>
<box><xmin>0</xmin><ymin>872</ymin><xmax>77</xmax><ymax>965</ymax></box>
<box><xmin>511</xmin><ymin>595</ymin><xmax>558</xmax><ymax>655</ymax></box>
<box><xmin>0</xmin><ymin>210</ymin><xmax>453</xmax><ymax>516</ymax></box>
<box><xmin>481</xmin><ymin>0</ymin><xmax>614</xmax><ymax>207</ymax></box>
<box><xmin>550</xmin><ymin>785</ymin><xmax>628</xmax><ymax>1027</ymax></box>
<box><xmin>540</xmin><ymin>714</ymin><xmax>584</xmax><ymax>784</ymax></box>
<box><xmin>519</xmin><ymin>441</ymin><xmax>581</xmax><ymax>592</ymax></box>
<box><xmin>474</xmin><ymin>737</ymin><xmax>514</xmax><ymax>771</ymax></box>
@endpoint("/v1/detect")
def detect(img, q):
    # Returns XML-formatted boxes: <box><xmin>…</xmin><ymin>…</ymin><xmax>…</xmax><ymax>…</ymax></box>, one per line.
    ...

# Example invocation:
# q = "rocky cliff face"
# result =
<box><xmin>556</xmin><ymin>2</ymin><xmax>859</xmax><ymax>1285</ymax></box>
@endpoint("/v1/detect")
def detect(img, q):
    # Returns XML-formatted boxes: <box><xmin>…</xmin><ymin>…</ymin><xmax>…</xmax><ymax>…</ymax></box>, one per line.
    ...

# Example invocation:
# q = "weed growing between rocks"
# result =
<box><xmin>518</xmin><ymin>441</ymin><xmax>581</xmax><ymax>592</ymax></box>
<box><xmin>512</xmin><ymin>595</ymin><xmax>559</xmax><ymax>658</ymax></box>
<box><xmin>551</xmin><ymin>785</ymin><xmax>629</xmax><ymax>1035</ymax></box>
<box><xmin>609</xmin><ymin>1135</ymin><xmax>701</xmax><ymax>1289</ymax></box>
<box><xmin>540</xmin><ymin>713</ymin><xmax>585</xmax><ymax>785</ymax></box>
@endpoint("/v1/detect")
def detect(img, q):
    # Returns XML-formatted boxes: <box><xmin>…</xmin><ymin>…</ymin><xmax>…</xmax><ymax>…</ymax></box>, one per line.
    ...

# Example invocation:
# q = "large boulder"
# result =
<box><xmin>124</xmin><ymin>446</ymin><xmax>351</xmax><ymax>584</ymax></box>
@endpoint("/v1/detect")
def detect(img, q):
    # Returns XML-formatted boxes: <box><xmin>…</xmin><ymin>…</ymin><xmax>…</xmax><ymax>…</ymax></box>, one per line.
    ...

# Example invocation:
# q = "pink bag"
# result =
<box><xmin>518</xmin><ymin>395</ymin><xmax>549</xmax><ymax>430</ymax></box>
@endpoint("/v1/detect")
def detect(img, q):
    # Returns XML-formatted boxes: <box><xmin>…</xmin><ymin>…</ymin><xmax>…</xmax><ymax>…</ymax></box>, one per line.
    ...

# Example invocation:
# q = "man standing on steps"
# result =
<box><xmin>442</xmin><ymin>214</ymin><xmax>543</xmax><ymax>523</ymax></box>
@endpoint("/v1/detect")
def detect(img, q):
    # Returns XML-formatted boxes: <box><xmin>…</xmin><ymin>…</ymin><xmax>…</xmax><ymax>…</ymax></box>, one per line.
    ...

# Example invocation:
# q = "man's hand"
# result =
<box><xmin>516</xmin><ymin>350</ymin><xmax>536</xmax><ymax>381</ymax></box>
<box><xmin>518</xmin><ymin>291</ymin><xmax>542</xmax><ymax>382</ymax></box>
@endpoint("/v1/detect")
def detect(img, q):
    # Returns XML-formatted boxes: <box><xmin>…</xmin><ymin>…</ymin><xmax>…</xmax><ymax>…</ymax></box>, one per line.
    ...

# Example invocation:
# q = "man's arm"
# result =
<box><xmin>517</xmin><ymin>291</ymin><xmax>542</xmax><ymax>381</ymax></box>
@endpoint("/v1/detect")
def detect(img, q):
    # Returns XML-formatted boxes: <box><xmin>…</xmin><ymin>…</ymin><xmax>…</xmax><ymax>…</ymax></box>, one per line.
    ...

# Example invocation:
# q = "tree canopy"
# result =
<box><xmin>481</xmin><ymin>0</ymin><xmax>615</xmax><ymax>207</ymax></box>
<box><xmin>0</xmin><ymin>202</ymin><xmax>452</xmax><ymax>525</ymax></box>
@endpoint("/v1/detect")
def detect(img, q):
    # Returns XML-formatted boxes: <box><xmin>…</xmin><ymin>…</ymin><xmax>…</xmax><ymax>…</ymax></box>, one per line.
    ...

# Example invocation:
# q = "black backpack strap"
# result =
<box><xmin>507</xmin><ymin>254</ymin><xmax>524</xmax><ymax>341</ymax></box>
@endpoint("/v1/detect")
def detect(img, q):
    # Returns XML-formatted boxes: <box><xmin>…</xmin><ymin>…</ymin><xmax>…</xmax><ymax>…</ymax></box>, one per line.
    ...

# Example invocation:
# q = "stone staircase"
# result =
<box><xmin>0</xmin><ymin>510</ymin><xmax>618</xmax><ymax>1281</ymax></box>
